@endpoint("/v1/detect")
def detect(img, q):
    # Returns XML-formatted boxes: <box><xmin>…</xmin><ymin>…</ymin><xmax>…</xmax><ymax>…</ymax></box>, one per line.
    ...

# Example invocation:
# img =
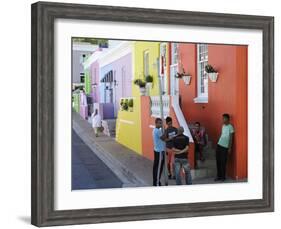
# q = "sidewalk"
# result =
<box><xmin>73</xmin><ymin>110</ymin><xmax>156</xmax><ymax>187</ymax></box>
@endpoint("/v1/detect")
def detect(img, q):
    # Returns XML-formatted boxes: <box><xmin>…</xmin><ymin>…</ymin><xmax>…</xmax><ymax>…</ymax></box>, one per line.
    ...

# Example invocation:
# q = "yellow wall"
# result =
<box><xmin>115</xmin><ymin>97</ymin><xmax>142</xmax><ymax>154</ymax></box>
<box><xmin>115</xmin><ymin>41</ymin><xmax>165</xmax><ymax>155</ymax></box>
<box><xmin>132</xmin><ymin>41</ymin><xmax>161</xmax><ymax>96</ymax></box>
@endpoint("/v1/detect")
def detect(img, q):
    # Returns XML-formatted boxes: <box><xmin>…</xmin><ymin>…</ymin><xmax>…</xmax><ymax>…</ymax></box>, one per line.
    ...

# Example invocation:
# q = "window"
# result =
<box><xmin>143</xmin><ymin>50</ymin><xmax>149</xmax><ymax>77</ymax></box>
<box><xmin>170</xmin><ymin>43</ymin><xmax>179</xmax><ymax>96</ymax></box>
<box><xmin>80</xmin><ymin>72</ymin><xmax>85</xmax><ymax>83</ymax></box>
<box><xmin>195</xmin><ymin>43</ymin><xmax>208</xmax><ymax>103</ymax></box>
<box><xmin>171</xmin><ymin>43</ymin><xmax>179</xmax><ymax>65</ymax></box>
<box><xmin>160</xmin><ymin>43</ymin><xmax>168</xmax><ymax>94</ymax></box>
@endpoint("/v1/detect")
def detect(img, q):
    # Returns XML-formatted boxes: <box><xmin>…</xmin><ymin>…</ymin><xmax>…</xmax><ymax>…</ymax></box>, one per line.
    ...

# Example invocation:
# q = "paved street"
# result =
<box><xmin>72</xmin><ymin>129</ymin><xmax>123</xmax><ymax>190</ymax></box>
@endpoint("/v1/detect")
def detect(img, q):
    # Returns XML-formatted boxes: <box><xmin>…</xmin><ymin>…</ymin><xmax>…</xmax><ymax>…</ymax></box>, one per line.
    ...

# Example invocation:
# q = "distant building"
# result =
<box><xmin>72</xmin><ymin>42</ymin><xmax>98</xmax><ymax>87</ymax></box>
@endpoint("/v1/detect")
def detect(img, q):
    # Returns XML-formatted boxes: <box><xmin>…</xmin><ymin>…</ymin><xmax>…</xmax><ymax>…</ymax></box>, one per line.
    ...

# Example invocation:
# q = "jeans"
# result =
<box><xmin>174</xmin><ymin>158</ymin><xmax>192</xmax><ymax>185</ymax></box>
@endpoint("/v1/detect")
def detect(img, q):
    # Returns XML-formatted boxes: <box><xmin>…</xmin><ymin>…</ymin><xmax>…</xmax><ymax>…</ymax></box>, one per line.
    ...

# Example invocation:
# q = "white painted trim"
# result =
<box><xmin>119</xmin><ymin>119</ymin><xmax>134</xmax><ymax>125</ymax></box>
<box><xmin>98</xmin><ymin>41</ymin><xmax>133</xmax><ymax>67</ymax></box>
<box><xmin>83</xmin><ymin>50</ymin><xmax>103</xmax><ymax>69</ymax></box>
<box><xmin>72</xmin><ymin>43</ymin><xmax>98</xmax><ymax>52</ymax></box>
<box><xmin>171</xmin><ymin>95</ymin><xmax>194</xmax><ymax>142</ymax></box>
<box><xmin>193</xmin><ymin>96</ymin><xmax>208</xmax><ymax>103</ymax></box>
<box><xmin>170</xmin><ymin>63</ymin><xmax>179</xmax><ymax>96</ymax></box>
<box><xmin>197</xmin><ymin>44</ymin><xmax>209</xmax><ymax>99</ymax></box>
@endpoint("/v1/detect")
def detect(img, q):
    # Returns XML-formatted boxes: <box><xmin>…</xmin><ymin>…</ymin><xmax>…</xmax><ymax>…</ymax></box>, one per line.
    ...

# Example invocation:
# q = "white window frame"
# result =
<box><xmin>143</xmin><ymin>50</ymin><xmax>149</xmax><ymax>77</ymax></box>
<box><xmin>171</xmin><ymin>43</ymin><xmax>178</xmax><ymax>65</ymax></box>
<box><xmin>194</xmin><ymin>43</ymin><xmax>208</xmax><ymax>103</ymax></box>
<box><xmin>170</xmin><ymin>43</ymin><xmax>180</xmax><ymax>96</ymax></box>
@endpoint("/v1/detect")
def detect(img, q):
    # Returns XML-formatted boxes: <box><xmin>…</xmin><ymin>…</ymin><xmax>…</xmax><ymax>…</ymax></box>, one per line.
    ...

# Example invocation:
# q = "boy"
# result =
<box><xmin>152</xmin><ymin>118</ymin><xmax>166</xmax><ymax>186</ymax></box>
<box><xmin>215</xmin><ymin>113</ymin><xmax>234</xmax><ymax>181</ymax></box>
<box><xmin>164</xmin><ymin>116</ymin><xmax>178</xmax><ymax>179</ymax></box>
<box><xmin>172</xmin><ymin>126</ymin><xmax>192</xmax><ymax>185</ymax></box>
<box><xmin>191</xmin><ymin>122</ymin><xmax>207</xmax><ymax>169</ymax></box>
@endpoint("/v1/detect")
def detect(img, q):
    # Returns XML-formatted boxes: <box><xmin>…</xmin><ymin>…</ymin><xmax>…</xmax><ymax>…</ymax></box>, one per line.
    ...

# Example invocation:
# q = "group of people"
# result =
<box><xmin>152</xmin><ymin>117</ymin><xmax>192</xmax><ymax>186</ymax></box>
<box><xmin>152</xmin><ymin>113</ymin><xmax>234</xmax><ymax>186</ymax></box>
<box><xmin>91</xmin><ymin>108</ymin><xmax>234</xmax><ymax>185</ymax></box>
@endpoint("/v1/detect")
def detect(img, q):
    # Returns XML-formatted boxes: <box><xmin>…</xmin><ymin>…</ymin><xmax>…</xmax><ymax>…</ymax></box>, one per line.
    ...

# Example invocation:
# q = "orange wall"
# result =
<box><xmin>177</xmin><ymin>43</ymin><xmax>248</xmax><ymax>179</ymax></box>
<box><xmin>140</xmin><ymin>96</ymin><xmax>156</xmax><ymax>160</ymax></box>
<box><xmin>140</xmin><ymin>96</ymin><xmax>195</xmax><ymax>169</ymax></box>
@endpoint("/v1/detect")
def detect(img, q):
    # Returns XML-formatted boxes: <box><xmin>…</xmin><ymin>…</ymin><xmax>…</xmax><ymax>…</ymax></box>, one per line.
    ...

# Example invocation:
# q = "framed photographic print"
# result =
<box><xmin>31</xmin><ymin>1</ymin><xmax>274</xmax><ymax>227</ymax></box>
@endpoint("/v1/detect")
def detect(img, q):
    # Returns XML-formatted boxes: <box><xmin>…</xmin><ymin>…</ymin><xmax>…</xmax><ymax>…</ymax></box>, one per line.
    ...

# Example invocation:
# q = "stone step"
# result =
<box><xmin>101</xmin><ymin>119</ymin><xmax>117</xmax><ymax>137</ymax></box>
<box><xmin>192</xmin><ymin>168</ymin><xmax>217</xmax><ymax>180</ymax></box>
<box><xmin>193</xmin><ymin>158</ymin><xmax>217</xmax><ymax>179</ymax></box>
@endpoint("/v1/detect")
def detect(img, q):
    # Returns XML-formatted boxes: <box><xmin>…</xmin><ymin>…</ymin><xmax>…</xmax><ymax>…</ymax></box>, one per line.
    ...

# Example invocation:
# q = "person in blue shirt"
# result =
<box><xmin>152</xmin><ymin>118</ymin><xmax>166</xmax><ymax>186</ymax></box>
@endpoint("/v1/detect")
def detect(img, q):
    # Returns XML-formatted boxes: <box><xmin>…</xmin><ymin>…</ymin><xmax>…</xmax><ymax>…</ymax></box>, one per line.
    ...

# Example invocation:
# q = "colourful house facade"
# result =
<box><xmin>72</xmin><ymin>39</ymin><xmax>248</xmax><ymax>180</ymax></box>
<box><xmin>99</xmin><ymin>49</ymin><xmax>132</xmax><ymax>117</ymax></box>
<box><xmin>133</xmin><ymin>41</ymin><xmax>248</xmax><ymax>180</ymax></box>
<box><xmin>175</xmin><ymin>43</ymin><xmax>248</xmax><ymax>179</ymax></box>
<box><xmin>138</xmin><ymin>42</ymin><xmax>195</xmax><ymax>167</ymax></box>
<box><xmin>89</xmin><ymin>59</ymin><xmax>100</xmax><ymax>103</ymax></box>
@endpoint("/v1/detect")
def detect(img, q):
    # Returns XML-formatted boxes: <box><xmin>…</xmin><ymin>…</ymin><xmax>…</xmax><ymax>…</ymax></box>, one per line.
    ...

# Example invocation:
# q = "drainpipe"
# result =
<box><xmin>157</xmin><ymin>57</ymin><xmax>169</xmax><ymax>186</ymax></box>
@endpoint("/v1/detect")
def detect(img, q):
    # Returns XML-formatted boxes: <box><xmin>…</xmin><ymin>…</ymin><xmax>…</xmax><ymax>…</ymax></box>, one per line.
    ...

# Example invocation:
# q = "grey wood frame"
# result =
<box><xmin>31</xmin><ymin>1</ymin><xmax>274</xmax><ymax>227</ymax></box>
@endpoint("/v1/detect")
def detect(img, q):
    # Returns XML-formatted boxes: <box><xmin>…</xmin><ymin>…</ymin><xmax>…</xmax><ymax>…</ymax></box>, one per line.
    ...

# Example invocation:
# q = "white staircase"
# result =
<box><xmin>102</xmin><ymin>119</ymin><xmax>116</xmax><ymax>137</ymax></box>
<box><xmin>171</xmin><ymin>95</ymin><xmax>217</xmax><ymax>180</ymax></box>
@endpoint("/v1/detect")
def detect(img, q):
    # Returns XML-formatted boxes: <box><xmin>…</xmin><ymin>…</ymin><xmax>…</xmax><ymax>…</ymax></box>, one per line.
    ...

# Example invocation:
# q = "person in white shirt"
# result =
<box><xmin>91</xmin><ymin>109</ymin><xmax>102</xmax><ymax>137</ymax></box>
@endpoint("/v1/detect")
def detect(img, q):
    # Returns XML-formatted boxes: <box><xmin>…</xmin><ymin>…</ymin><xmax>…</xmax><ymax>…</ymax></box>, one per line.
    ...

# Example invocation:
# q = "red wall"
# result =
<box><xmin>177</xmin><ymin>43</ymin><xmax>248</xmax><ymax>179</ymax></box>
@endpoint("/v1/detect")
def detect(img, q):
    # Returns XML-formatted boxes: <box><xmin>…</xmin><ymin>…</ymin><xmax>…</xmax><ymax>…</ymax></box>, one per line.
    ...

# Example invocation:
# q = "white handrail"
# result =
<box><xmin>171</xmin><ymin>95</ymin><xmax>194</xmax><ymax>142</ymax></box>
<box><xmin>150</xmin><ymin>95</ymin><xmax>170</xmax><ymax>118</ymax></box>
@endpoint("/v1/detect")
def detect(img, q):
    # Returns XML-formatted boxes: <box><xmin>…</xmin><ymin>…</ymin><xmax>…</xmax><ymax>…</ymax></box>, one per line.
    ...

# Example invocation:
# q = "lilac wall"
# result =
<box><xmin>100</xmin><ymin>53</ymin><xmax>132</xmax><ymax>117</ymax></box>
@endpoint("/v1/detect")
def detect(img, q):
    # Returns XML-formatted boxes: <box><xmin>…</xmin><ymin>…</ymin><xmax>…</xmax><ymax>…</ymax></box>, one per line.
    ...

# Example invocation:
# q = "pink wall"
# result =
<box><xmin>90</xmin><ymin>61</ymin><xmax>100</xmax><ymax>103</ymax></box>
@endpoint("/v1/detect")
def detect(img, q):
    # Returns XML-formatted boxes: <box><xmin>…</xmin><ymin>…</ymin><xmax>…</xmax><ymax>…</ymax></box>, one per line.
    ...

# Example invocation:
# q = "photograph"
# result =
<box><xmin>71</xmin><ymin>38</ymin><xmax>248</xmax><ymax>190</ymax></box>
<box><xmin>30</xmin><ymin>2</ymin><xmax>274</xmax><ymax>226</ymax></box>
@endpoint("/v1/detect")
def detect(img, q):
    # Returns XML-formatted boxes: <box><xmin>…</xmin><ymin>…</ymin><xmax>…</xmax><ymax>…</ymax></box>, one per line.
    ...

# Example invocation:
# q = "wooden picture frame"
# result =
<box><xmin>31</xmin><ymin>1</ymin><xmax>274</xmax><ymax>226</ymax></box>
